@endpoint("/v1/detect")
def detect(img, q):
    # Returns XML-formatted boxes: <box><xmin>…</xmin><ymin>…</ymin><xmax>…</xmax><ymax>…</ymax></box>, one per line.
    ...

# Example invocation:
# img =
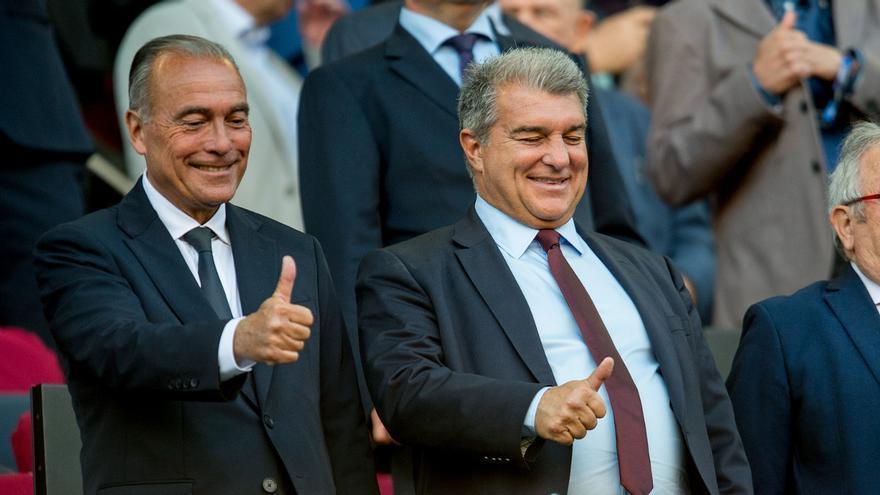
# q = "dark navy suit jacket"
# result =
<box><xmin>728</xmin><ymin>265</ymin><xmax>880</xmax><ymax>493</ymax></box>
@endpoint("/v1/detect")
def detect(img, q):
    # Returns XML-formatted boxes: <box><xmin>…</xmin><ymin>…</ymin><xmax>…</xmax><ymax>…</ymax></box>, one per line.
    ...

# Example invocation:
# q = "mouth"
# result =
<box><xmin>529</xmin><ymin>176</ymin><xmax>570</xmax><ymax>186</ymax></box>
<box><xmin>192</xmin><ymin>161</ymin><xmax>236</xmax><ymax>173</ymax></box>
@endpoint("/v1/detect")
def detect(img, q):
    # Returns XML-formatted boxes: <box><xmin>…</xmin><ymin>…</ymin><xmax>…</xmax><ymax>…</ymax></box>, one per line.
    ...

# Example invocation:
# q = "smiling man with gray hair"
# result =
<box><xmin>357</xmin><ymin>47</ymin><xmax>750</xmax><ymax>495</ymax></box>
<box><xmin>728</xmin><ymin>121</ymin><xmax>880</xmax><ymax>493</ymax></box>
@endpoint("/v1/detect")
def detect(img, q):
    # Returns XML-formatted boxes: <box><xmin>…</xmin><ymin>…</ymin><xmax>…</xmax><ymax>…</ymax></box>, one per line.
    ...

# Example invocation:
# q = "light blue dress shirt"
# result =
<box><xmin>474</xmin><ymin>196</ymin><xmax>688</xmax><ymax>494</ymax></box>
<box><xmin>398</xmin><ymin>5</ymin><xmax>501</xmax><ymax>86</ymax></box>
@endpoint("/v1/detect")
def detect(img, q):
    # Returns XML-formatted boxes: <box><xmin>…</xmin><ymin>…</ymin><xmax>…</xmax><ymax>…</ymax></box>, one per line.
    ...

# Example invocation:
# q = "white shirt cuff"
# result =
<box><xmin>523</xmin><ymin>386</ymin><xmax>551</xmax><ymax>437</ymax></box>
<box><xmin>218</xmin><ymin>317</ymin><xmax>255</xmax><ymax>381</ymax></box>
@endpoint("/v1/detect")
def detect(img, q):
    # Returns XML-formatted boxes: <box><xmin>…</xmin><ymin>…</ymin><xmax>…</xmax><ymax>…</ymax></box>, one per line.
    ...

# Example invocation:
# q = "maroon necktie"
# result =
<box><xmin>536</xmin><ymin>229</ymin><xmax>653</xmax><ymax>495</ymax></box>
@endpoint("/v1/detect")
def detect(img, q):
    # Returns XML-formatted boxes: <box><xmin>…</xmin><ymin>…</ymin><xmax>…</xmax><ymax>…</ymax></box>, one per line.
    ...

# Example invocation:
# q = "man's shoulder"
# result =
<box><xmin>746</xmin><ymin>278</ymin><xmax>834</xmax><ymax>326</ymax></box>
<box><xmin>382</xmin><ymin>224</ymin><xmax>458</xmax><ymax>262</ymax></box>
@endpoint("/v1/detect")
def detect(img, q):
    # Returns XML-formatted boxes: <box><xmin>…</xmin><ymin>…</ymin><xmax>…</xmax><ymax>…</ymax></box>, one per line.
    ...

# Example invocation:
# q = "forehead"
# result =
<box><xmin>493</xmin><ymin>84</ymin><xmax>584</xmax><ymax>128</ymax></box>
<box><xmin>149</xmin><ymin>54</ymin><xmax>246</xmax><ymax>112</ymax></box>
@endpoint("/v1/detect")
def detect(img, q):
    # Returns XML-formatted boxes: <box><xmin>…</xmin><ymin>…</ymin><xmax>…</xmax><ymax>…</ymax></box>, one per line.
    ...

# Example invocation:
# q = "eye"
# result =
<box><xmin>227</xmin><ymin>113</ymin><xmax>249</xmax><ymax>128</ymax></box>
<box><xmin>181</xmin><ymin>120</ymin><xmax>206</xmax><ymax>129</ymax></box>
<box><xmin>518</xmin><ymin>135</ymin><xmax>543</xmax><ymax>144</ymax></box>
<box><xmin>563</xmin><ymin>134</ymin><xmax>584</xmax><ymax>145</ymax></box>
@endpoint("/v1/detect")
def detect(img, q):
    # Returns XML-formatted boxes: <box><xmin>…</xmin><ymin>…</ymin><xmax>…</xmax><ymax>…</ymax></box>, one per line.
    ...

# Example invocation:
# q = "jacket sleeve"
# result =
<box><xmin>33</xmin><ymin>222</ymin><xmax>245</xmax><ymax>400</ymax></box>
<box><xmin>645</xmin><ymin>9</ymin><xmax>786</xmax><ymax>206</ymax></box>
<box><xmin>726</xmin><ymin>303</ymin><xmax>792</xmax><ymax>494</ymax></box>
<box><xmin>357</xmin><ymin>248</ymin><xmax>544</xmax><ymax>464</ymax></box>
<box><xmin>666</xmin><ymin>257</ymin><xmax>753</xmax><ymax>494</ymax></box>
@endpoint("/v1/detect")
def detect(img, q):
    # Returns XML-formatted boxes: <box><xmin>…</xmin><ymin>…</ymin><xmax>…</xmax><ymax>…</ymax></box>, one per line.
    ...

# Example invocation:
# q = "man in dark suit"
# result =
<box><xmin>357</xmin><ymin>47</ymin><xmax>751</xmax><ymax>495</ymax></box>
<box><xmin>727</xmin><ymin>122</ymin><xmax>880</xmax><ymax>494</ymax></box>
<box><xmin>34</xmin><ymin>35</ymin><xmax>376</xmax><ymax>495</ymax></box>
<box><xmin>0</xmin><ymin>0</ymin><xmax>92</xmax><ymax>345</ymax></box>
<box><xmin>299</xmin><ymin>0</ymin><xmax>641</xmax><ymax>337</ymax></box>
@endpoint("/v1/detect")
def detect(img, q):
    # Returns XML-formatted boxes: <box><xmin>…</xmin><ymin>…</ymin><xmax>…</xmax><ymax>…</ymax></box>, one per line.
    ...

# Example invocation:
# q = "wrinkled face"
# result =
<box><xmin>463</xmin><ymin>84</ymin><xmax>588</xmax><ymax>229</ymax></box>
<box><xmin>840</xmin><ymin>145</ymin><xmax>880</xmax><ymax>282</ymax></box>
<box><xmin>127</xmin><ymin>54</ymin><xmax>251</xmax><ymax>224</ymax></box>
<box><xmin>500</xmin><ymin>0</ymin><xmax>583</xmax><ymax>49</ymax></box>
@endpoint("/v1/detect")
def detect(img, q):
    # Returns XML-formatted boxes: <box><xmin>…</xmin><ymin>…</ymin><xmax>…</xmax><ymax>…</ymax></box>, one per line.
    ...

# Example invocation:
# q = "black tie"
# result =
<box><xmin>182</xmin><ymin>227</ymin><xmax>233</xmax><ymax>319</ymax></box>
<box><xmin>443</xmin><ymin>33</ymin><xmax>485</xmax><ymax>80</ymax></box>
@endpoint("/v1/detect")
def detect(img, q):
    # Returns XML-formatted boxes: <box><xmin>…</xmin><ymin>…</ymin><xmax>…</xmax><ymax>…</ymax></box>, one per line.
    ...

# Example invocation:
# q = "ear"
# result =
<box><xmin>125</xmin><ymin>109</ymin><xmax>148</xmax><ymax>156</ymax></box>
<box><xmin>830</xmin><ymin>205</ymin><xmax>856</xmax><ymax>255</ymax></box>
<box><xmin>460</xmin><ymin>128</ymin><xmax>485</xmax><ymax>176</ymax></box>
<box><xmin>577</xmin><ymin>9</ymin><xmax>597</xmax><ymax>38</ymax></box>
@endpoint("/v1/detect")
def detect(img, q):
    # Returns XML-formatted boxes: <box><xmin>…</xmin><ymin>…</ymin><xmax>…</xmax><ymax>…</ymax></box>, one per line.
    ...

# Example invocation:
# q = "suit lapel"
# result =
<box><xmin>385</xmin><ymin>23</ymin><xmax>461</xmax><ymax>119</ymax></box>
<box><xmin>119</xmin><ymin>180</ymin><xmax>214</xmax><ymax>325</ymax></box>
<box><xmin>583</xmin><ymin>232</ymin><xmax>688</xmax><ymax>428</ymax></box>
<box><xmin>825</xmin><ymin>266</ymin><xmax>880</xmax><ymax>387</ymax></box>
<box><xmin>227</xmin><ymin>205</ymin><xmax>280</xmax><ymax>409</ymax></box>
<box><xmin>453</xmin><ymin>209</ymin><xmax>556</xmax><ymax>385</ymax></box>
<box><xmin>709</xmin><ymin>0</ymin><xmax>775</xmax><ymax>40</ymax></box>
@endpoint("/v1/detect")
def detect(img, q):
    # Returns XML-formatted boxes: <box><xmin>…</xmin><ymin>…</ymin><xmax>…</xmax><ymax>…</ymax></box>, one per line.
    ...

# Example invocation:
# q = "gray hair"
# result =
<box><xmin>458</xmin><ymin>47</ymin><xmax>588</xmax><ymax>145</ymax></box>
<box><xmin>828</xmin><ymin>121</ymin><xmax>880</xmax><ymax>256</ymax></box>
<box><xmin>128</xmin><ymin>34</ymin><xmax>241</xmax><ymax>121</ymax></box>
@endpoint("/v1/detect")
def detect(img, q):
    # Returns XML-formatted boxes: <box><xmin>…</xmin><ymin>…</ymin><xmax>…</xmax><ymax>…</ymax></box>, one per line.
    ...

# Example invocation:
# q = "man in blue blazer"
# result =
<box><xmin>358</xmin><ymin>47</ymin><xmax>750</xmax><ymax>495</ymax></box>
<box><xmin>34</xmin><ymin>35</ymin><xmax>375</xmax><ymax>495</ymax></box>
<box><xmin>727</xmin><ymin>122</ymin><xmax>880</xmax><ymax>493</ymax></box>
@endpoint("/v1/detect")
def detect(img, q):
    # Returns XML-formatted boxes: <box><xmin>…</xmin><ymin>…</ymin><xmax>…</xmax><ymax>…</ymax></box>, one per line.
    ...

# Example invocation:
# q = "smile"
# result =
<box><xmin>529</xmin><ymin>177</ymin><xmax>569</xmax><ymax>185</ymax></box>
<box><xmin>193</xmin><ymin>163</ymin><xmax>233</xmax><ymax>172</ymax></box>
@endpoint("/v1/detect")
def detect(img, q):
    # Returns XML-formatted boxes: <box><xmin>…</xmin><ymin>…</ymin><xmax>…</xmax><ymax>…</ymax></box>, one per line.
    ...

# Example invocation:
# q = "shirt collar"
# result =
<box><xmin>142</xmin><ymin>173</ymin><xmax>230</xmax><ymax>246</ymax></box>
<box><xmin>474</xmin><ymin>195</ymin><xmax>586</xmax><ymax>259</ymax></box>
<box><xmin>210</xmin><ymin>0</ymin><xmax>269</xmax><ymax>46</ymax></box>
<box><xmin>399</xmin><ymin>5</ymin><xmax>497</xmax><ymax>56</ymax></box>
<box><xmin>851</xmin><ymin>262</ymin><xmax>880</xmax><ymax>306</ymax></box>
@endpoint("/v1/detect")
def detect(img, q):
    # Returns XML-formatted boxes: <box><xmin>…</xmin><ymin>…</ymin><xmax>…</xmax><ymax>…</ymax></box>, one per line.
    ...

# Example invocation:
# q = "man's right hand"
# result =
<box><xmin>534</xmin><ymin>357</ymin><xmax>614</xmax><ymax>445</ymax></box>
<box><xmin>234</xmin><ymin>256</ymin><xmax>313</xmax><ymax>364</ymax></box>
<box><xmin>753</xmin><ymin>10</ymin><xmax>811</xmax><ymax>95</ymax></box>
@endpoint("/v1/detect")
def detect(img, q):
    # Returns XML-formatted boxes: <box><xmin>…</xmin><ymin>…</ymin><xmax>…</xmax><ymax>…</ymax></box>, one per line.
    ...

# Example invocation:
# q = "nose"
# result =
<box><xmin>204</xmin><ymin>120</ymin><xmax>233</xmax><ymax>154</ymax></box>
<box><xmin>542</xmin><ymin>135</ymin><xmax>570</xmax><ymax>169</ymax></box>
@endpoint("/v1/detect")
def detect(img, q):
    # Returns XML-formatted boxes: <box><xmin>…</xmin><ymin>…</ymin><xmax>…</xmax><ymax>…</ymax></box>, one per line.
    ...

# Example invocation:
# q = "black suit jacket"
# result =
<box><xmin>300</xmin><ymin>19</ymin><xmax>640</xmax><ymax>335</ymax></box>
<box><xmin>727</xmin><ymin>266</ymin><xmax>880</xmax><ymax>493</ymax></box>
<box><xmin>356</xmin><ymin>208</ymin><xmax>752</xmax><ymax>494</ymax></box>
<box><xmin>34</xmin><ymin>181</ymin><xmax>377</xmax><ymax>495</ymax></box>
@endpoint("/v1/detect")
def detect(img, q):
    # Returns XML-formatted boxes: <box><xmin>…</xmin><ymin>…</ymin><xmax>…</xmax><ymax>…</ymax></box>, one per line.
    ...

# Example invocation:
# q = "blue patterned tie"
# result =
<box><xmin>443</xmin><ymin>33</ymin><xmax>485</xmax><ymax>80</ymax></box>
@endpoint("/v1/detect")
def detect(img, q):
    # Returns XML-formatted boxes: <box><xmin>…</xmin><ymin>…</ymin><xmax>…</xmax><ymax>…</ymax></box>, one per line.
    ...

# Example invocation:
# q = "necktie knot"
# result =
<box><xmin>443</xmin><ymin>32</ymin><xmax>483</xmax><ymax>54</ymax></box>
<box><xmin>536</xmin><ymin>229</ymin><xmax>561</xmax><ymax>253</ymax></box>
<box><xmin>182</xmin><ymin>227</ymin><xmax>216</xmax><ymax>253</ymax></box>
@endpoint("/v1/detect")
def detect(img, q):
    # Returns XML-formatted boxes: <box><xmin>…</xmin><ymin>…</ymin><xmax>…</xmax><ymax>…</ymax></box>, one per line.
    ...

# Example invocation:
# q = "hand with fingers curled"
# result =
<box><xmin>234</xmin><ymin>255</ymin><xmax>314</xmax><ymax>365</ymax></box>
<box><xmin>752</xmin><ymin>10</ymin><xmax>813</xmax><ymax>95</ymax></box>
<box><xmin>534</xmin><ymin>357</ymin><xmax>614</xmax><ymax>446</ymax></box>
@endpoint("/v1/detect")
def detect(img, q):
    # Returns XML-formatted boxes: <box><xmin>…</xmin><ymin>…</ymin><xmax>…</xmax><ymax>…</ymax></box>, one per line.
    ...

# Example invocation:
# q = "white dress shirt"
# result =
<box><xmin>399</xmin><ymin>5</ymin><xmax>500</xmax><ymax>86</ymax></box>
<box><xmin>852</xmin><ymin>262</ymin><xmax>880</xmax><ymax>315</ymax></box>
<box><xmin>142</xmin><ymin>174</ymin><xmax>254</xmax><ymax>380</ymax></box>
<box><xmin>475</xmin><ymin>196</ymin><xmax>688</xmax><ymax>495</ymax></box>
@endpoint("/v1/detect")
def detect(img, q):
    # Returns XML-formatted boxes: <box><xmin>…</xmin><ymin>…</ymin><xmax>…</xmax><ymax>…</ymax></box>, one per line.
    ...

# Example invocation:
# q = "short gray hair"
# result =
<box><xmin>458</xmin><ymin>47</ymin><xmax>588</xmax><ymax>145</ymax></box>
<box><xmin>828</xmin><ymin>121</ymin><xmax>880</xmax><ymax>256</ymax></box>
<box><xmin>128</xmin><ymin>34</ymin><xmax>241</xmax><ymax>121</ymax></box>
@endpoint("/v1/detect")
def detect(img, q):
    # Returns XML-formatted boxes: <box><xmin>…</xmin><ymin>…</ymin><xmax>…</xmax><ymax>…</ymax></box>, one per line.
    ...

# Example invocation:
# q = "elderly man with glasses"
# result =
<box><xmin>727</xmin><ymin>121</ymin><xmax>880</xmax><ymax>494</ymax></box>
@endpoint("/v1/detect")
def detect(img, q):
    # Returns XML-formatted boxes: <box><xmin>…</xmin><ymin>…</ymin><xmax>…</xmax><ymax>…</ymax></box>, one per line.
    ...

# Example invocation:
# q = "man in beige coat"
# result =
<box><xmin>114</xmin><ymin>0</ymin><xmax>305</xmax><ymax>230</ymax></box>
<box><xmin>646</xmin><ymin>0</ymin><xmax>880</xmax><ymax>328</ymax></box>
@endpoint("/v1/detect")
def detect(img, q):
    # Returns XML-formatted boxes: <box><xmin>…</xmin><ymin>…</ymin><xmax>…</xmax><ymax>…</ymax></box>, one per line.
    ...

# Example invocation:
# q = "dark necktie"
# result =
<box><xmin>182</xmin><ymin>227</ymin><xmax>233</xmax><ymax>319</ymax></box>
<box><xmin>443</xmin><ymin>33</ymin><xmax>484</xmax><ymax>80</ymax></box>
<box><xmin>536</xmin><ymin>229</ymin><xmax>653</xmax><ymax>495</ymax></box>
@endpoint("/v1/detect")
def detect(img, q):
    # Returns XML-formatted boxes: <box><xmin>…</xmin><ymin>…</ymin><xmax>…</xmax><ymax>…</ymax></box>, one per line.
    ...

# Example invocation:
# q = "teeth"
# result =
<box><xmin>196</xmin><ymin>165</ymin><xmax>228</xmax><ymax>172</ymax></box>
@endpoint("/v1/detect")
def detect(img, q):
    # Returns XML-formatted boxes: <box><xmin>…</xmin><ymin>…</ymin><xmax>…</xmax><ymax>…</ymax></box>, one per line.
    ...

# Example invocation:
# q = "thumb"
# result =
<box><xmin>778</xmin><ymin>9</ymin><xmax>796</xmax><ymax>30</ymax></box>
<box><xmin>273</xmin><ymin>255</ymin><xmax>296</xmax><ymax>302</ymax></box>
<box><xmin>586</xmin><ymin>357</ymin><xmax>614</xmax><ymax>390</ymax></box>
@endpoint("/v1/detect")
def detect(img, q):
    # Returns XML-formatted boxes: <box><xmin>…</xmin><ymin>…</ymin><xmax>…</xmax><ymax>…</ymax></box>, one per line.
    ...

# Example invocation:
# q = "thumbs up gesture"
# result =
<box><xmin>534</xmin><ymin>357</ymin><xmax>614</xmax><ymax>445</ymax></box>
<box><xmin>234</xmin><ymin>256</ymin><xmax>314</xmax><ymax>364</ymax></box>
<box><xmin>752</xmin><ymin>9</ymin><xmax>812</xmax><ymax>95</ymax></box>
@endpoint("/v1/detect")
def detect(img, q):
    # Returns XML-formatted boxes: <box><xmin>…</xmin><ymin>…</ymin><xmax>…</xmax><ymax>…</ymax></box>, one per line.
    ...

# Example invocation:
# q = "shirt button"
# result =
<box><xmin>262</xmin><ymin>477</ymin><xmax>278</xmax><ymax>493</ymax></box>
<box><xmin>263</xmin><ymin>414</ymin><xmax>275</xmax><ymax>429</ymax></box>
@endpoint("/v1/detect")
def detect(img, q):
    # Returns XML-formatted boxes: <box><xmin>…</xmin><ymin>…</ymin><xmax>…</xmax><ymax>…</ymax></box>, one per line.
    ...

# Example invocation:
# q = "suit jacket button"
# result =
<box><xmin>812</xmin><ymin>160</ymin><xmax>822</xmax><ymax>174</ymax></box>
<box><xmin>800</xmin><ymin>99</ymin><xmax>809</xmax><ymax>113</ymax></box>
<box><xmin>189</xmin><ymin>378</ymin><xmax>199</xmax><ymax>388</ymax></box>
<box><xmin>172</xmin><ymin>378</ymin><xmax>182</xmax><ymax>389</ymax></box>
<box><xmin>262</xmin><ymin>477</ymin><xmax>278</xmax><ymax>493</ymax></box>
<box><xmin>263</xmin><ymin>414</ymin><xmax>275</xmax><ymax>429</ymax></box>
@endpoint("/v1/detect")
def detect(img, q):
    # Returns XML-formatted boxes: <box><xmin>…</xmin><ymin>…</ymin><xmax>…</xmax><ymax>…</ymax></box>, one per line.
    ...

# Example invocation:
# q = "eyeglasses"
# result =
<box><xmin>843</xmin><ymin>193</ymin><xmax>880</xmax><ymax>206</ymax></box>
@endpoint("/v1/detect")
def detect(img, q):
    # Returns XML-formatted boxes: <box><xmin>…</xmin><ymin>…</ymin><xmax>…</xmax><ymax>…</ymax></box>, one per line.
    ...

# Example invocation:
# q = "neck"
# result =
<box><xmin>405</xmin><ymin>0</ymin><xmax>490</xmax><ymax>32</ymax></box>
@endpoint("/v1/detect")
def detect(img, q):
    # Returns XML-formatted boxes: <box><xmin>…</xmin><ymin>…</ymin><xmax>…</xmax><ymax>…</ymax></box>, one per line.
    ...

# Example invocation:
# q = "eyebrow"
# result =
<box><xmin>172</xmin><ymin>102</ymin><xmax>250</xmax><ymax>120</ymax></box>
<box><xmin>509</xmin><ymin>123</ymin><xmax>586</xmax><ymax>135</ymax></box>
